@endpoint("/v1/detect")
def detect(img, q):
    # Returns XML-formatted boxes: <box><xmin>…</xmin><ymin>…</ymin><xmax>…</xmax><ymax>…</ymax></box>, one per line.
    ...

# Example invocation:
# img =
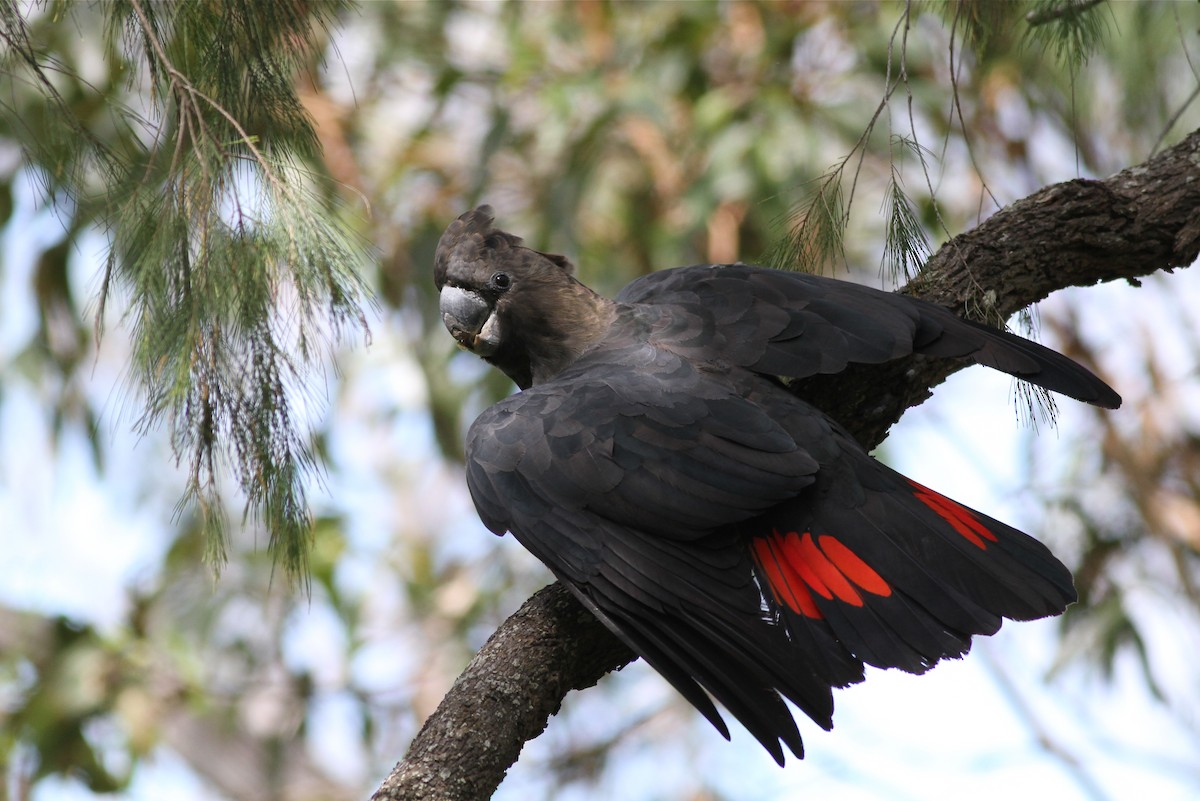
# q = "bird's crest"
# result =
<box><xmin>435</xmin><ymin>205</ymin><xmax>574</xmax><ymax>288</ymax></box>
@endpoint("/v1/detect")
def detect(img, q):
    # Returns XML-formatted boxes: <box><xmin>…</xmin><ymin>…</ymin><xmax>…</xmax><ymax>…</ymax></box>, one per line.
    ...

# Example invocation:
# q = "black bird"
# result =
<box><xmin>434</xmin><ymin>205</ymin><xmax>1119</xmax><ymax>763</ymax></box>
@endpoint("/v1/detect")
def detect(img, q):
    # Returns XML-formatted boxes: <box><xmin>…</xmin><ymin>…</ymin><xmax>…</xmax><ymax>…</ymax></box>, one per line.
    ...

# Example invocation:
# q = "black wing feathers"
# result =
<box><xmin>466</xmin><ymin>362</ymin><xmax>821</xmax><ymax>542</ymax></box>
<box><xmin>619</xmin><ymin>264</ymin><xmax>1120</xmax><ymax>408</ymax></box>
<box><xmin>561</xmin><ymin>520</ymin><xmax>850</xmax><ymax>763</ymax></box>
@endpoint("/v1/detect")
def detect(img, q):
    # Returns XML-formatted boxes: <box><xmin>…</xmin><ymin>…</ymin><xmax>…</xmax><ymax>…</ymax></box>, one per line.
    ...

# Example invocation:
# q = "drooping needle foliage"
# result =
<box><xmin>1</xmin><ymin>0</ymin><xmax>371</xmax><ymax>578</ymax></box>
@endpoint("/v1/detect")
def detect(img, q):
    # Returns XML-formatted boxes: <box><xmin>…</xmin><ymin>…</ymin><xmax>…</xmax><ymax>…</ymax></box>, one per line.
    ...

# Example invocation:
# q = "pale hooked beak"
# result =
<box><xmin>439</xmin><ymin>285</ymin><xmax>501</xmax><ymax>356</ymax></box>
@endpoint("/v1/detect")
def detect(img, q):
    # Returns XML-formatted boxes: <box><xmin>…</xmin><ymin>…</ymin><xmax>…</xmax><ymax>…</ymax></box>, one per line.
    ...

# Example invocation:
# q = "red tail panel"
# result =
<box><xmin>794</xmin><ymin>531</ymin><xmax>864</xmax><ymax>606</ymax></box>
<box><xmin>818</xmin><ymin>535</ymin><xmax>891</xmax><ymax>597</ymax></box>
<box><xmin>908</xmin><ymin>479</ymin><xmax>998</xmax><ymax>550</ymax></box>
<box><xmin>752</xmin><ymin>533</ymin><xmax>823</xmax><ymax>619</ymax></box>
<box><xmin>752</xmin><ymin>529</ymin><xmax>893</xmax><ymax>619</ymax></box>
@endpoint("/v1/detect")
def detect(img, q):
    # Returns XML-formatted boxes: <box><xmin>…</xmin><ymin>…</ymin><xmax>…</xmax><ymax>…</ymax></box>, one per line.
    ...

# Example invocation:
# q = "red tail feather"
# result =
<box><xmin>751</xmin><ymin>529</ymin><xmax>893</xmax><ymax>619</ymax></box>
<box><xmin>907</xmin><ymin>479</ymin><xmax>999</xmax><ymax>550</ymax></box>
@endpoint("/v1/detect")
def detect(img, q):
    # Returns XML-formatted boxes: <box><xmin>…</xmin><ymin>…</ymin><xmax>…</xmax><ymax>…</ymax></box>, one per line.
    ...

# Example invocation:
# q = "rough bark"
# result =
<box><xmin>795</xmin><ymin>131</ymin><xmax>1200</xmax><ymax>445</ymax></box>
<box><xmin>373</xmin><ymin>127</ymin><xmax>1200</xmax><ymax>801</ymax></box>
<box><xmin>372</xmin><ymin>585</ymin><xmax>633</xmax><ymax>801</ymax></box>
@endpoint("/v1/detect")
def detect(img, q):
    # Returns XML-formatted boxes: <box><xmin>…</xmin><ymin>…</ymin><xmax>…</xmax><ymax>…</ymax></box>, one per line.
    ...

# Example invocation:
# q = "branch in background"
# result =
<box><xmin>980</xmin><ymin>647</ymin><xmax>1114</xmax><ymax>801</ymax></box>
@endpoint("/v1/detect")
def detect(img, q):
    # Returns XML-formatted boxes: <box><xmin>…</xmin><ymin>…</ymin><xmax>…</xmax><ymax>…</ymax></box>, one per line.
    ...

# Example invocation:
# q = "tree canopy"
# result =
<box><xmin>1</xmin><ymin>2</ymin><xmax>1198</xmax><ymax>800</ymax></box>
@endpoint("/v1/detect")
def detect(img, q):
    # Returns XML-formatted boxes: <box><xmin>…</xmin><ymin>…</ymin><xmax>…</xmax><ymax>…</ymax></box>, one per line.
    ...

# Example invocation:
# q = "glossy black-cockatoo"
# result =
<box><xmin>433</xmin><ymin>205</ymin><xmax>1119</xmax><ymax>764</ymax></box>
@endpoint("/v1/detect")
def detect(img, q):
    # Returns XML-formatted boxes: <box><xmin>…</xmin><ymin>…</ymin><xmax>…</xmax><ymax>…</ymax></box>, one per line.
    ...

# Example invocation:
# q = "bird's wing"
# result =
<box><xmin>464</xmin><ymin>347</ymin><xmax>820</xmax><ymax>543</ymax></box>
<box><xmin>616</xmin><ymin>264</ymin><xmax>1120</xmax><ymax>408</ymax></box>
<box><xmin>462</xmin><ymin>352</ymin><xmax>859</xmax><ymax>761</ymax></box>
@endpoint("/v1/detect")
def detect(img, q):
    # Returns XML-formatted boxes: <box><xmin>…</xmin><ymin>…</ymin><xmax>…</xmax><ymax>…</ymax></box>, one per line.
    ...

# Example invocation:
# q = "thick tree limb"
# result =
<box><xmin>374</xmin><ymin>127</ymin><xmax>1200</xmax><ymax>801</ymax></box>
<box><xmin>372</xmin><ymin>585</ymin><xmax>633</xmax><ymax>801</ymax></box>
<box><xmin>795</xmin><ymin>128</ymin><xmax>1200</xmax><ymax>445</ymax></box>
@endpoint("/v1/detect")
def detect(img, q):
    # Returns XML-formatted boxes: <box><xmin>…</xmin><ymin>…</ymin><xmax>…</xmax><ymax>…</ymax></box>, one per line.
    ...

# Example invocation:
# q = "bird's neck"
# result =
<box><xmin>494</xmin><ymin>279</ymin><xmax>618</xmax><ymax>389</ymax></box>
<box><xmin>529</xmin><ymin>281</ymin><xmax>617</xmax><ymax>386</ymax></box>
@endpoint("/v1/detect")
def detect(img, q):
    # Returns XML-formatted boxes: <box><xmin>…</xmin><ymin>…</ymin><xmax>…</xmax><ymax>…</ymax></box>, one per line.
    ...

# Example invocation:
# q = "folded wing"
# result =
<box><xmin>617</xmin><ymin>265</ymin><xmax>1120</xmax><ymax>408</ymax></box>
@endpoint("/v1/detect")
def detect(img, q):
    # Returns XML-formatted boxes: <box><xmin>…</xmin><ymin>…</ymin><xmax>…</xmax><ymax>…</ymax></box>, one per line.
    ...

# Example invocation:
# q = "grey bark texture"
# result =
<box><xmin>373</xmin><ymin>127</ymin><xmax>1200</xmax><ymax>801</ymax></box>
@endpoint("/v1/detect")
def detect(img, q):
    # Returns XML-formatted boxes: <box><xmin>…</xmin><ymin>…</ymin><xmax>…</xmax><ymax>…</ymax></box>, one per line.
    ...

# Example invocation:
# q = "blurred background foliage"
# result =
<box><xmin>0</xmin><ymin>1</ymin><xmax>1198</xmax><ymax>800</ymax></box>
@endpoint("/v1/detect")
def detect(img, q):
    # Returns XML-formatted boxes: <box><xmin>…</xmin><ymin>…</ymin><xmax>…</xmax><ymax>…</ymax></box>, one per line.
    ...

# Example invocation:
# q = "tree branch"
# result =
<box><xmin>374</xmin><ymin>127</ymin><xmax>1200</xmax><ymax>801</ymax></box>
<box><xmin>795</xmin><ymin>126</ymin><xmax>1200</xmax><ymax>446</ymax></box>
<box><xmin>372</xmin><ymin>585</ymin><xmax>634</xmax><ymax>801</ymax></box>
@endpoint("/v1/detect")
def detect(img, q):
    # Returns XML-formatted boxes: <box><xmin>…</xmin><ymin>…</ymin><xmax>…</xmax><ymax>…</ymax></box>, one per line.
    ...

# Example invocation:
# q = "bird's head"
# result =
<box><xmin>434</xmin><ymin>206</ymin><xmax>610</xmax><ymax>388</ymax></box>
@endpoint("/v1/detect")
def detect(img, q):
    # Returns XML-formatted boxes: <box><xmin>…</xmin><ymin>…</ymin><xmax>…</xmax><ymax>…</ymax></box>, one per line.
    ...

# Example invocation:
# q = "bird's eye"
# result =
<box><xmin>490</xmin><ymin>272</ymin><xmax>511</xmax><ymax>291</ymax></box>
